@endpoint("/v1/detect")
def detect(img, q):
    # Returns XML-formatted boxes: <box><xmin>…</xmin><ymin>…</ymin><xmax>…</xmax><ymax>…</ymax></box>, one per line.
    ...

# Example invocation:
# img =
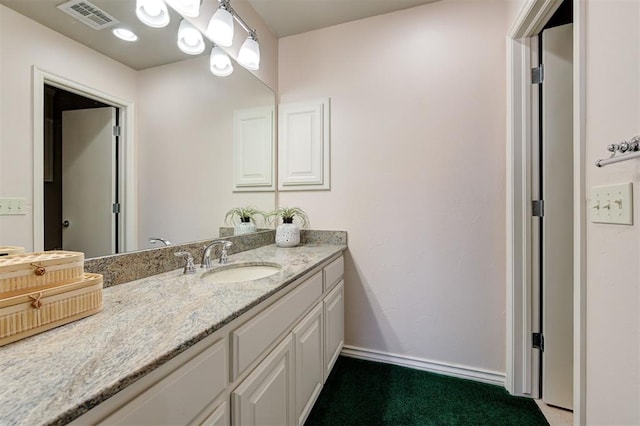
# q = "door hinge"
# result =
<box><xmin>532</xmin><ymin>65</ymin><xmax>544</xmax><ymax>84</ymax></box>
<box><xmin>113</xmin><ymin>125</ymin><xmax>121</xmax><ymax>137</ymax></box>
<box><xmin>532</xmin><ymin>200</ymin><xmax>545</xmax><ymax>217</ymax></box>
<box><xmin>533</xmin><ymin>333</ymin><xmax>544</xmax><ymax>351</ymax></box>
<box><xmin>112</xmin><ymin>203</ymin><xmax>121</xmax><ymax>214</ymax></box>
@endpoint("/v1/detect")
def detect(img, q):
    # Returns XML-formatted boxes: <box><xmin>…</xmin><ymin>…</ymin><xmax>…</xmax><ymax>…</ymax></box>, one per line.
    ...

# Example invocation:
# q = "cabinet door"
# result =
<box><xmin>293</xmin><ymin>304</ymin><xmax>324</xmax><ymax>426</ymax></box>
<box><xmin>324</xmin><ymin>280</ymin><xmax>344</xmax><ymax>381</ymax></box>
<box><xmin>200</xmin><ymin>402</ymin><xmax>228</xmax><ymax>426</ymax></box>
<box><xmin>232</xmin><ymin>272</ymin><xmax>322</xmax><ymax>380</ymax></box>
<box><xmin>232</xmin><ymin>334</ymin><xmax>295</xmax><ymax>426</ymax></box>
<box><xmin>102</xmin><ymin>338</ymin><xmax>227</xmax><ymax>425</ymax></box>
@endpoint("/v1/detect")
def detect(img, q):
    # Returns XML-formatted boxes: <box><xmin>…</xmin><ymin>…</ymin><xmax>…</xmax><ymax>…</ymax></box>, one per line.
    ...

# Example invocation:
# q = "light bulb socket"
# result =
<box><xmin>177</xmin><ymin>19</ymin><xmax>205</xmax><ymax>55</ymax></box>
<box><xmin>210</xmin><ymin>46</ymin><xmax>233</xmax><ymax>77</ymax></box>
<box><xmin>165</xmin><ymin>0</ymin><xmax>201</xmax><ymax>18</ymax></box>
<box><xmin>237</xmin><ymin>32</ymin><xmax>260</xmax><ymax>71</ymax></box>
<box><xmin>136</xmin><ymin>0</ymin><xmax>170</xmax><ymax>28</ymax></box>
<box><xmin>207</xmin><ymin>2</ymin><xmax>234</xmax><ymax>47</ymax></box>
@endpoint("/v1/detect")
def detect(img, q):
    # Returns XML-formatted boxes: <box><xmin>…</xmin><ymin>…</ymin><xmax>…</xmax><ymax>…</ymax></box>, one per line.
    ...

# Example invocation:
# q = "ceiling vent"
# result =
<box><xmin>57</xmin><ymin>0</ymin><xmax>119</xmax><ymax>30</ymax></box>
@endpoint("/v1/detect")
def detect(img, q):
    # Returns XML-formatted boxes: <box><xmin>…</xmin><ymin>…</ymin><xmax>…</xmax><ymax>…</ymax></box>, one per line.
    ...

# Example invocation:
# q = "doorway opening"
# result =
<box><xmin>43</xmin><ymin>85</ymin><xmax>120</xmax><ymax>257</ymax></box>
<box><xmin>33</xmin><ymin>67</ymin><xmax>137</xmax><ymax>255</ymax></box>
<box><xmin>505</xmin><ymin>0</ymin><xmax>586</xmax><ymax>422</ymax></box>
<box><xmin>532</xmin><ymin>0</ymin><xmax>574</xmax><ymax>412</ymax></box>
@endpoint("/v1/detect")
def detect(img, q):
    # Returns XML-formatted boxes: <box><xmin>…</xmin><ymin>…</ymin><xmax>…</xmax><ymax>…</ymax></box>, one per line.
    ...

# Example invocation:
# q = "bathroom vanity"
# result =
<box><xmin>0</xmin><ymin>243</ymin><xmax>345</xmax><ymax>425</ymax></box>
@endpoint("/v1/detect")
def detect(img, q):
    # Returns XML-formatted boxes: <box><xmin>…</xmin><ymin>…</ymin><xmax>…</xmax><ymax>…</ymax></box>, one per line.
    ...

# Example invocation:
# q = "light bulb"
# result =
<box><xmin>136</xmin><ymin>0</ymin><xmax>170</xmax><ymax>28</ymax></box>
<box><xmin>210</xmin><ymin>46</ymin><xmax>233</xmax><ymax>77</ymax></box>
<box><xmin>177</xmin><ymin>19</ymin><xmax>205</xmax><ymax>55</ymax></box>
<box><xmin>112</xmin><ymin>28</ymin><xmax>138</xmax><ymax>42</ymax></box>
<box><xmin>206</xmin><ymin>6</ymin><xmax>234</xmax><ymax>47</ymax></box>
<box><xmin>237</xmin><ymin>35</ymin><xmax>260</xmax><ymax>70</ymax></box>
<box><xmin>165</xmin><ymin>0</ymin><xmax>201</xmax><ymax>17</ymax></box>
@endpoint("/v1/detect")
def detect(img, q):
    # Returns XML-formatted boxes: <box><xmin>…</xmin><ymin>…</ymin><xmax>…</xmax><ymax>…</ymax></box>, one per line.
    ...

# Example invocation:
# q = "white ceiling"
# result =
<box><xmin>248</xmin><ymin>0</ymin><xmax>440</xmax><ymax>38</ymax></box>
<box><xmin>0</xmin><ymin>0</ymin><xmax>439</xmax><ymax>70</ymax></box>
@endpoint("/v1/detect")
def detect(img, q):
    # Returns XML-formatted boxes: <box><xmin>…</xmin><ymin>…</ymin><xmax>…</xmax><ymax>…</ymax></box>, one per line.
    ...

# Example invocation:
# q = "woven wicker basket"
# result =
<box><xmin>0</xmin><ymin>251</ymin><xmax>84</xmax><ymax>296</ymax></box>
<box><xmin>0</xmin><ymin>273</ymin><xmax>103</xmax><ymax>347</ymax></box>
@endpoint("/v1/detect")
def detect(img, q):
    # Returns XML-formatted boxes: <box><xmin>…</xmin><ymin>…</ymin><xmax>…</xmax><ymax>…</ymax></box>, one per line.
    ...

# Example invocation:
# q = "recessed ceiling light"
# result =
<box><xmin>112</xmin><ymin>28</ymin><xmax>138</xmax><ymax>42</ymax></box>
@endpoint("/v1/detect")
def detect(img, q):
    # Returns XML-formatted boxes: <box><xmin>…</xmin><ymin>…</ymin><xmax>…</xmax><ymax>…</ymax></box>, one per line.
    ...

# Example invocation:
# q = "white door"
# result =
<box><xmin>541</xmin><ymin>23</ymin><xmax>573</xmax><ymax>410</ymax></box>
<box><xmin>62</xmin><ymin>107</ymin><xmax>117</xmax><ymax>258</ymax></box>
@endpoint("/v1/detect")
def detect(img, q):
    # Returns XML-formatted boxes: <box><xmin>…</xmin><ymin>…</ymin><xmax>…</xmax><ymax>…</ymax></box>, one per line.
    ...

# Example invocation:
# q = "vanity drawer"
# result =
<box><xmin>102</xmin><ymin>337</ymin><xmax>227</xmax><ymax>425</ymax></box>
<box><xmin>323</xmin><ymin>256</ymin><xmax>344</xmax><ymax>292</ymax></box>
<box><xmin>232</xmin><ymin>271</ymin><xmax>323</xmax><ymax>379</ymax></box>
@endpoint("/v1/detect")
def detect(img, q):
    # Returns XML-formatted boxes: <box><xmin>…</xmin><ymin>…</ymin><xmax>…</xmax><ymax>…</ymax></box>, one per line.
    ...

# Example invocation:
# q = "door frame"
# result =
<box><xmin>505</xmin><ymin>0</ymin><xmax>586</xmax><ymax>423</ymax></box>
<box><xmin>32</xmin><ymin>67</ymin><xmax>137</xmax><ymax>253</ymax></box>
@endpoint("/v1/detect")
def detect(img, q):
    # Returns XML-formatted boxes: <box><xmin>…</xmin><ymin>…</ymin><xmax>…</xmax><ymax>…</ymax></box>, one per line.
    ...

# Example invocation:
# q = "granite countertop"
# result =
<box><xmin>0</xmin><ymin>243</ymin><xmax>346</xmax><ymax>426</ymax></box>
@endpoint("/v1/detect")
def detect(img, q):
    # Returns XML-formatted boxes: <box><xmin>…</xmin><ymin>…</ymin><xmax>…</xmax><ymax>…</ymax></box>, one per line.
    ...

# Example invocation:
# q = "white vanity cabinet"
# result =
<box><xmin>232</xmin><ymin>256</ymin><xmax>344</xmax><ymax>426</ymax></box>
<box><xmin>73</xmin><ymin>254</ymin><xmax>344</xmax><ymax>426</ymax></box>
<box><xmin>324</xmin><ymin>280</ymin><xmax>345</xmax><ymax>381</ymax></box>
<box><xmin>294</xmin><ymin>303</ymin><xmax>324</xmax><ymax>425</ymax></box>
<box><xmin>231</xmin><ymin>334</ymin><xmax>295</xmax><ymax>426</ymax></box>
<box><xmin>97</xmin><ymin>336</ymin><xmax>228</xmax><ymax>426</ymax></box>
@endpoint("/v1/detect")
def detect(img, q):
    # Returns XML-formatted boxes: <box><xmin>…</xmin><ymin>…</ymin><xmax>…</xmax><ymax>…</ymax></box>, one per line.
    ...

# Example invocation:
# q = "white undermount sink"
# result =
<box><xmin>202</xmin><ymin>263</ymin><xmax>281</xmax><ymax>284</ymax></box>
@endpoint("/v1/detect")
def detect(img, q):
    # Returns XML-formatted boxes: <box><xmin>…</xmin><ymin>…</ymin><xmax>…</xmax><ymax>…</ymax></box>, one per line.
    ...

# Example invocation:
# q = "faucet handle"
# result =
<box><xmin>218</xmin><ymin>240</ymin><xmax>233</xmax><ymax>264</ymax></box>
<box><xmin>174</xmin><ymin>251</ymin><xmax>196</xmax><ymax>274</ymax></box>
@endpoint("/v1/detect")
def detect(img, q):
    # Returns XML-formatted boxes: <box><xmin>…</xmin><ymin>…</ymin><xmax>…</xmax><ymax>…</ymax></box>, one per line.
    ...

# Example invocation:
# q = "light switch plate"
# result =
<box><xmin>0</xmin><ymin>198</ymin><xmax>27</xmax><ymax>215</ymax></box>
<box><xmin>590</xmin><ymin>183</ymin><xmax>633</xmax><ymax>225</ymax></box>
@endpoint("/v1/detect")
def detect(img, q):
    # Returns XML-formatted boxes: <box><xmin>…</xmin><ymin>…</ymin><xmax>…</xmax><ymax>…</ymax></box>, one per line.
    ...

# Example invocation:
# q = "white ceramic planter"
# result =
<box><xmin>234</xmin><ymin>221</ymin><xmax>256</xmax><ymax>235</ymax></box>
<box><xmin>275</xmin><ymin>223</ymin><xmax>300</xmax><ymax>247</ymax></box>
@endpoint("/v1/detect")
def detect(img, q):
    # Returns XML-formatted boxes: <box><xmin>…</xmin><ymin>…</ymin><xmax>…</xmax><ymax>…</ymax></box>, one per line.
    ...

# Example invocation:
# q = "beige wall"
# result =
<box><xmin>505</xmin><ymin>0</ymin><xmax>531</xmax><ymax>32</ymax></box>
<box><xmin>584</xmin><ymin>0</ymin><xmax>640</xmax><ymax>423</ymax></box>
<box><xmin>279</xmin><ymin>0</ymin><xmax>508</xmax><ymax>374</ymax></box>
<box><xmin>0</xmin><ymin>5</ymin><xmax>138</xmax><ymax>251</ymax></box>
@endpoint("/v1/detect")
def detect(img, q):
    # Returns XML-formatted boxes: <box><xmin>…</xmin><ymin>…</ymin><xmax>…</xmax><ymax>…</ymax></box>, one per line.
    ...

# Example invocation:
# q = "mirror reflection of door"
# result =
<box><xmin>43</xmin><ymin>85</ymin><xmax>120</xmax><ymax>258</ymax></box>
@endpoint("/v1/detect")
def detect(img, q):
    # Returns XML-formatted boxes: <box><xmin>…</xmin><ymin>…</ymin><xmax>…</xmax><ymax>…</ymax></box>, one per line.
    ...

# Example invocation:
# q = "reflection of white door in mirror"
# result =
<box><xmin>61</xmin><ymin>107</ymin><xmax>117</xmax><ymax>259</ymax></box>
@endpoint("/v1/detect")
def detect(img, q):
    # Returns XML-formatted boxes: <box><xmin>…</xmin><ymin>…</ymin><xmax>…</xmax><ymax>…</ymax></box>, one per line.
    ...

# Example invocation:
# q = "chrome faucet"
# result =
<box><xmin>174</xmin><ymin>251</ymin><xmax>196</xmax><ymax>274</ymax></box>
<box><xmin>149</xmin><ymin>237</ymin><xmax>172</xmax><ymax>246</ymax></box>
<box><xmin>201</xmin><ymin>240</ymin><xmax>233</xmax><ymax>269</ymax></box>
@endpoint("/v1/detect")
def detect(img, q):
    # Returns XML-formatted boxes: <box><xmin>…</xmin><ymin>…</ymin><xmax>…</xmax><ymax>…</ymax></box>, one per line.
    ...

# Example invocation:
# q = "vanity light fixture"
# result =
<box><xmin>206</xmin><ymin>0</ymin><xmax>260</xmax><ymax>71</ymax></box>
<box><xmin>165</xmin><ymin>0</ymin><xmax>201</xmax><ymax>18</ymax></box>
<box><xmin>135</xmin><ymin>0</ymin><xmax>170</xmax><ymax>28</ymax></box>
<box><xmin>206</xmin><ymin>0</ymin><xmax>234</xmax><ymax>47</ymax></box>
<box><xmin>210</xmin><ymin>45</ymin><xmax>233</xmax><ymax>77</ymax></box>
<box><xmin>112</xmin><ymin>27</ymin><xmax>138</xmax><ymax>42</ymax></box>
<box><xmin>237</xmin><ymin>31</ymin><xmax>260</xmax><ymax>71</ymax></box>
<box><xmin>177</xmin><ymin>19</ymin><xmax>205</xmax><ymax>55</ymax></box>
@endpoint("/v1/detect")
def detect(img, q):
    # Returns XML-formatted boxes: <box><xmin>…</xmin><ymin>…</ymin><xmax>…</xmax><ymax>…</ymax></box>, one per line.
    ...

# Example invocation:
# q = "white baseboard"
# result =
<box><xmin>341</xmin><ymin>345</ymin><xmax>506</xmax><ymax>387</ymax></box>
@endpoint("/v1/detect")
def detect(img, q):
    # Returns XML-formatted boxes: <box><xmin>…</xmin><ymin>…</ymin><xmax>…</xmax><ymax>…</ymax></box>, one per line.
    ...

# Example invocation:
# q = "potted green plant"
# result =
<box><xmin>266</xmin><ymin>207</ymin><xmax>309</xmax><ymax>247</ymax></box>
<box><xmin>224</xmin><ymin>206</ymin><xmax>265</xmax><ymax>235</ymax></box>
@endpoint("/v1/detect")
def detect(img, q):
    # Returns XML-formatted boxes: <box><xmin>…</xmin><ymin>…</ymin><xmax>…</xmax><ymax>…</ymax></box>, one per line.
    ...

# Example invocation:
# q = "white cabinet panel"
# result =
<box><xmin>278</xmin><ymin>99</ymin><xmax>330</xmax><ymax>191</ymax></box>
<box><xmin>232</xmin><ymin>334</ymin><xmax>295</xmax><ymax>426</ymax></box>
<box><xmin>323</xmin><ymin>256</ymin><xmax>344</xmax><ymax>292</ymax></box>
<box><xmin>324</xmin><ymin>281</ymin><xmax>344</xmax><ymax>381</ymax></box>
<box><xmin>233</xmin><ymin>106</ymin><xmax>275</xmax><ymax>191</ymax></box>
<box><xmin>232</xmin><ymin>272</ymin><xmax>323</xmax><ymax>379</ymax></box>
<box><xmin>200</xmin><ymin>402</ymin><xmax>228</xmax><ymax>426</ymax></box>
<box><xmin>103</xmin><ymin>337</ymin><xmax>227</xmax><ymax>425</ymax></box>
<box><xmin>293</xmin><ymin>304</ymin><xmax>324</xmax><ymax>426</ymax></box>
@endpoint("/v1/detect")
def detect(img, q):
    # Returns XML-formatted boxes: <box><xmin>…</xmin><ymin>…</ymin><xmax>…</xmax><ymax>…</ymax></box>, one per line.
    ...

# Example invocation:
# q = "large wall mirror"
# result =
<box><xmin>0</xmin><ymin>0</ymin><xmax>276</xmax><ymax>258</ymax></box>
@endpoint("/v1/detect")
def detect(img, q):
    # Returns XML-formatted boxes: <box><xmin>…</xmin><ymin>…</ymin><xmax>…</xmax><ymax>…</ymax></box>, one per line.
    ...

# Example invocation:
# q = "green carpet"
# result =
<box><xmin>305</xmin><ymin>356</ymin><xmax>549</xmax><ymax>426</ymax></box>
